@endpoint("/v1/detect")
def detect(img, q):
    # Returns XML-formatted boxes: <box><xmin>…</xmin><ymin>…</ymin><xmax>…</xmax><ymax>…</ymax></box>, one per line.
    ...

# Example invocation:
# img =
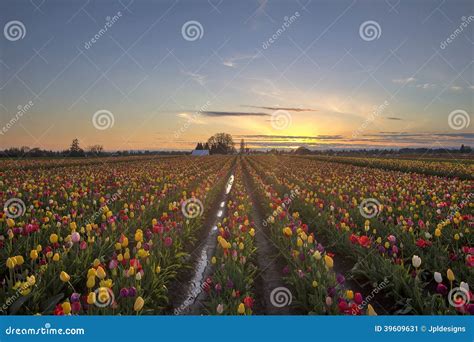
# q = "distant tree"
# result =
<box><xmin>88</xmin><ymin>144</ymin><xmax>104</xmax><ymax>156</ymax></box>
<box><xmin>195</xmin><ymin>142</ymin><xmax>203</xmax><ymax>150</ymax></box>
<box><xmin>69</xmin><ymin>138</ymin><xmax>85</xmax><ymax>157</ymax></box>
<box><xmin>240</xmin><ymin>139</ymin><xmax>245</xmax><ymax>154</ymax></box>
<box><xmin>207</xmin><ymin>133</ymin><xmax>236</xmax><ymax>155</ymax></box>
<box><xmin>204</xmin><ymin>142</ymin><xmax>209</xmax><ymax>150</ymax></box>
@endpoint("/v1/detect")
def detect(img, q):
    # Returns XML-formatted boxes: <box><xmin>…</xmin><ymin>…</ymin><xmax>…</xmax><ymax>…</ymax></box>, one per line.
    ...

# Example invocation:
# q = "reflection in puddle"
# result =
<box><xmin>175</xmin><ymin>174</ymin><xmax>234</xmax><ymax>314</ymax></box>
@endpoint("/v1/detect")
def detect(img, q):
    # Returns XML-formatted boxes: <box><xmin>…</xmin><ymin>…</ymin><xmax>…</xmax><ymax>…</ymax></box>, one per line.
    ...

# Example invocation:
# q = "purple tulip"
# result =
<box><xmin>128</xmin><ymin>286</ymin><xmax>137</xmax><ymax>297</ymax></box>
<box><xmin>119</xmin><ymin>288</ymin><xmax>129</xmax><ymax>298</ymax></box>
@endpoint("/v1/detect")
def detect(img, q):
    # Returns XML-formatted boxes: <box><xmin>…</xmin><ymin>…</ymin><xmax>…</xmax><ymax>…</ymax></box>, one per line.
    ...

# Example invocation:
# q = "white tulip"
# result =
<box><xmin>460</xmin><ymin>282</ymin><xmax>469</xmax><ymax>292</ymax></box>
<box><xmin>412</xmin><ymin>255</ymin><xmax>422</xmax><ymax>268</ymax></box>
<box><xmin>434</xmin><ymin>272</ymin><xmax>442</xmax><ymax>283</ymax></box>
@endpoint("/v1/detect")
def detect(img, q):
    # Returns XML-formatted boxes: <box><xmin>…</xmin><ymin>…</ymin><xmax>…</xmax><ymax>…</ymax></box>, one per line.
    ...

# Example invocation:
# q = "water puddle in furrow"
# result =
<box><xmin>174</xmin><ymin>174</ymin><xmax>234</xmax><ymax>315</ymax></box>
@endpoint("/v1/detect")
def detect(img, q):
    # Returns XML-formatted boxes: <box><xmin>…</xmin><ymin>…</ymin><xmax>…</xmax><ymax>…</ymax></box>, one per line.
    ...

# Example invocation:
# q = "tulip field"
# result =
<box><xmin>0</xmin><ymin>155</ymin><xmax>472</xmax><ymax>315</ymax></box>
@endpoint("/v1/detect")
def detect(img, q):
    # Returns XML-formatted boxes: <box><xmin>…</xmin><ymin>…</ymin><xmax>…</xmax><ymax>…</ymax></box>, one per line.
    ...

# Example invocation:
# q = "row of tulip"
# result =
<box><xmin>246</xmin><ymin>155</ymin><xmax>472</xmax><ymax>315</ymax></box>
<box><xmin>1</xmin><ymin>156</ymin><xmax>233</xmax><ymax>314</ymax></box>
<box><xmin>300</xmin><ymin>155</ymin><xmax>473</xmax><ymax>180</ymax></box>
<box><xmin>205</xmin><ymin>160</ymin><xmax>257</xmax><ymax>315</ymax></box>
<box><xmin>242</xmin><ymin>157</ymin><xmax>375</xmax><ymax>315</ymax></box>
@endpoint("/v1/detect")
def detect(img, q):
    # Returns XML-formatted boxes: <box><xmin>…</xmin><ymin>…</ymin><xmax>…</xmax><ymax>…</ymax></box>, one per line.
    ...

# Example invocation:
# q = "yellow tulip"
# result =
<box><xmin>53</xmin><ymin>253</ymin><xmax>60</xmax><ymax>262</ymax></box>
<box><xmin>14</xmin><ymin>255</ymin><xmax>24</xmax><ymax>265</ymax></box>
<box><xmin>30</xmin><ymin>250</ymin><xmax>38</xmax><ymax>260</ymax></box>
<box><xmin>155</xmin><ymin>265</ymin><xmax>161</xmax><ymax>274</ymax></box>
<box><xmin>60</xmin><ymin>271</ymin><xmax>70</xmax><ymax>282</ymax></box>
<box><xmin>6</xmin><ymin>257</ymin><xmax>16</xmax><ymax>269</ymax></box>
<box><xmin>87</xmin><ymin>268</ymin><xmax>97</xmax><ymax>278</ymax></box>
<box><xmin>296</xmin><ymin>237</ymin><xmax>303</xmax><ymax>247</ymax></box>
<box><xmin>87</xmin><ymin>292</ymin><xmax>96</xmax><ymax>305</ymax></box>
<box><xmin>86</xmin><ymin>276</ymin><xmax>96</xmax><ymax>288</ymax></box>
<box><xmin>62</xmin><ymin>302</ymin><xmax>71</xmax><ymax>315</ymax></box>
<box><xmin>134</xmin><ymin>296</ymin><xmax>144</xmax><ymax>311</ymax></box>
<box><xmin>313</xmin><ymin>251</ymin><xmax>322</xmax><ymax>260</ymax></box>
<box><xmin>367</xmin><ymin>304</ymin><xmax>377</xmax><ymax>316</ymax></box>
<box><xmin>324</xmin><ymin>255</ymin><xmax>334</xmax><ymax>268</ymax></box>
<box><xmin>447</xmin><ymin>269</ymin><xmax>455</xmax><ymax>282</ymax></box>
<box><xmin>50</xmin><ymin>234</ymin><xmax>58</xmax><ymax>244</ymax></box>
<box><xmin>6</xmin><ymin>218</ymin><xmax>15</xmax><ymax>228</ymax></box>
<box><xmin>237</xmin><ymin>303</ymin><xmax>245</xmax><ymax>314</ymax></box>
<box><xmin>346</xmin><ymin>290</ymin><xmax>354</xmax><ymax>300</ymax></box>
<box><xmin>96</xmin><ymin>266</ymin><xmax>106</xmax><ymax>279</ymax></box>
<box><xmin>211</xmin><ymin>256</ymin><xmax>217</xmax><ymax>265</ymax></box>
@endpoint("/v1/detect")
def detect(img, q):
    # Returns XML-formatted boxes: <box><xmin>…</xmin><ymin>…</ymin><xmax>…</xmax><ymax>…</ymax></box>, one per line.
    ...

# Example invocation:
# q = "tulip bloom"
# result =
<box><xmin>324</xmin><ymin>255</ymin><xmax>334</xmax><ymax>268</ymax></box>
<box><xmin>134</xmin><ymin>296</ymin><xmax>144</xmax><ymax>311</ymax></box>
<box><xmin>412</xmin><ymin>255</ymin><xmax>422</xmax><ymax>268</ymax></box>
<box><xmin>447</xmin><ymin>269</ymin><xmax>455</xmax><ymax>282</ymax></box>
<box><xmin>60</xmin><ymin>271</ymin><xmax>70</xmax><ymax>282</ymax></box>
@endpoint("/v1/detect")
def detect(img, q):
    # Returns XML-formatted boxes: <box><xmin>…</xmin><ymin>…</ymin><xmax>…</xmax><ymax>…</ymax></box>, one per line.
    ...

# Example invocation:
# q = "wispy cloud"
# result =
<box><xmin>176</xmin><ymin>112</ymin><xmax>206</xmax><ymax>124</ymax></box>
<box><xmin>236</xmin><ymin>134</ymin><xmax>343</xmax><ymax>140</ymax></box>
<box><xmin>416</xmin><ymin>83</ymin><xmax>436</xmax><ymax>89</ymax></box>
<box><xmin>202</xmin><ymin>111</ymin><xmax>270</xmax><ymax>117</ymax></box>
<box><xmin>243</xmin><ymin>105</ymin><xmax>317</xmax><ymax>112</ymax></box>
<box><xmin>181</xmin><ymin>70</ymin><xmax>206</xmax><ymax>85</ymax></box>
<box><xmin>222</xmin><ymin>52</ymin><xmax>261</xmax><ymax>68</ymax></box>
<box><xmin>392</xmin><ymin>77</ymin><xmax>417</xmax><ymax>84</ymax></box>
<box><xmin>386</xmin><ymin>117</ymin><xmax>403</xmax><ymax>121</ymax></box>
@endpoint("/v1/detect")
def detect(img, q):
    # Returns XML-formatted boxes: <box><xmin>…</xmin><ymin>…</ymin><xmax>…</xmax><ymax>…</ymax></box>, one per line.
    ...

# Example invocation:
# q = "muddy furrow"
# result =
<box><xmin>241</xmin><ymin>158</ymin><xmax>293</xmax><ymax>315</ymax></box>
<box><xmin>171</xmin><ymin>160</ymin><xmax>237</xmax><ymax>315</ymax></box>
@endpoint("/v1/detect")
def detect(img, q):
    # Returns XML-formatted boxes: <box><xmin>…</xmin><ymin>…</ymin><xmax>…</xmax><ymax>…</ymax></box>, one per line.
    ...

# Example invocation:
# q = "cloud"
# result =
<box><xmin>201</xmin><ymin>111</ymin><xmax>270</xmax><ymax>117</ymax></box>
<box><xmin>243</xmin><ymin>105</ymin><xmax>317</xmax><ymax>112</ymax></box>
<box><xmin>416</xmin><ymin>83</ymin><xmax>436</xmax><ymax>89</ymax></box>
<box><xmin>450</xmin><ymin>86</ymin><xmax>463</xmax><ymax>91</ymax></box>
<box><xmin>176</xmin><ymin>112</ymin><xmax>206</xmax><ymax>124</ymax></box>
<box><xmin>236</xmin><ymin>134</ymin><xmax>343</xmax><ymax>140</ymax></box>
<box><xmin>386</xmin><ymin>117</ymin><xmax>403</xmax><ymax>121</ymax></box>
<box><xmin>222</xmin><ymin>52</ymin><xmax>261</xmax><ymax>68</ymax></box>
<box><xmin>181</xmin><ymin>70</ymin><xmax>206</xmax><ymax>85</ymax></box>
<box><xmin>392</xmin><ymin>77</ymin><xmax>416</xmax><ymax>84</ymax></box>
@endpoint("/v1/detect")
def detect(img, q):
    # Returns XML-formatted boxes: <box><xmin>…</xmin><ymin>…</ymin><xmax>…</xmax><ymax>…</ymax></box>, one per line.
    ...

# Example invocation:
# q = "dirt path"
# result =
<box><xmin>241</xmin><ymin>158</ymin><xmax>293</xmax><ymax>315</ymax></box>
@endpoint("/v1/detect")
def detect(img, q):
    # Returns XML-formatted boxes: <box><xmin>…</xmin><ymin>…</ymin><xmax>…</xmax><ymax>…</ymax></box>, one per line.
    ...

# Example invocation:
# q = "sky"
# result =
<box><xmin>0</xmin><ymin>0</ymin><xmax>473</xmax><ymax>151</ymax></box>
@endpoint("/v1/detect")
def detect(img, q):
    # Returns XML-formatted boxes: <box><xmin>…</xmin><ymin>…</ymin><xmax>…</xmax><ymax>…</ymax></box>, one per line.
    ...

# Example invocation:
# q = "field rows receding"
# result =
<box><xmin>0</xmin><ymin>155</ymin><xmax>472</xmax><ymax>315</ymax></box>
